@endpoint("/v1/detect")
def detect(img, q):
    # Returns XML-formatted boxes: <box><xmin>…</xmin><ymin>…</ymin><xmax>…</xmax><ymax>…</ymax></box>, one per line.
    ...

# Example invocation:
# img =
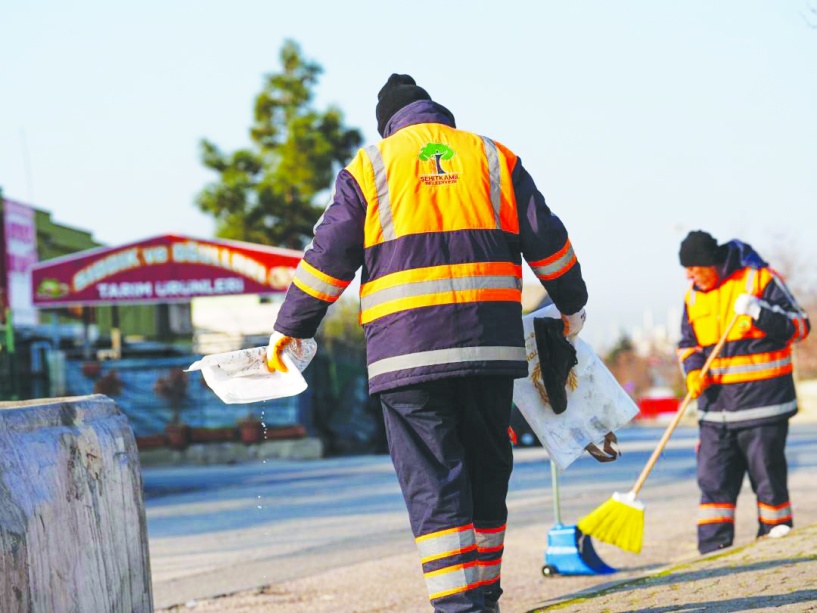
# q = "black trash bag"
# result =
<box><xmin>533</xmin><ymin>317</ymin><xmax>578</xmax><ymax>415</ymax></box>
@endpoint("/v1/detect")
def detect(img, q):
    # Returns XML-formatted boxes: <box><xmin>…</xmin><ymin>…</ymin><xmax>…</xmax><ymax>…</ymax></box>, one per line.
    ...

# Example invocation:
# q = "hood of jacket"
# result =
<box><xmin>718</xmin><ymin>239</ymin><xmax>768</xmax><ymax>280</ymax></box>
<box><xmin>382</xmin><ymin>99</ymin><xmax>457</xmax><ymax>138</ymax></box>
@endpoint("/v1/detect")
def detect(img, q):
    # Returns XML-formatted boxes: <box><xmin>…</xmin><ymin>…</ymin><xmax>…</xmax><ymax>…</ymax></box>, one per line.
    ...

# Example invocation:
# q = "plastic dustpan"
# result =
<box><xmin>542</xmin><ymin>460</ymin><xmax>616</xmax><ymax>577</ymax></box>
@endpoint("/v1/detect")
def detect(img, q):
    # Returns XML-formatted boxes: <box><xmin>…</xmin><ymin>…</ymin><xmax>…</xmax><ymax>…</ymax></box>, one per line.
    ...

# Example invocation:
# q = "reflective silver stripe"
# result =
<box><xmin>304</xmin><ymin>181</ymin><xmax>338</xmax><ymax>253</ymax></box>
<box><xmin>368</xmin><ymin>346</ymin><xmax>526</xmax><ymax>379</ymax></box>
<box><xmin>745</xmin><ymin>268</ymin><xmax>756</xmax><ymax>292</ymax></box>
<box><xmin>478</xmin><ymin>559</ymin><xmax>501</xmax><ymax>584</ymax></box>
<box><xmin>699</xmin><ymin>400</ymin><xmax>797</xmax><ymax>423</ymax></box>
<box><xmin>475</xmin><ymin>526</ymin><xmax>505</xmax><ymax>552</ymax></box>
<box><xmin>417</xmin><ymin>527</ymin><xmax>475</xmax><ymax>563</ymax></box>
<box><xmin>758</xmin><ymin>502</ymin><xmax>791</xmax><ymax>522</ymax></box>
<box><xmin>480</xmin><ymin>136</ymin><xmax>502</xmax><ymax>229</ymax></box>
<box><xmin>530</xmin><ymin>244</ymin><xmax>576</xmax><ymax>279</ymax></box>
<box><xmin>364</xmin><ymin>145</ymin><xmax>395</xmax><ymax>242</ymax></box>
<box><xmin>426</xmin><ymin>563</ymin><xmax>479</xmax><ymax>601</ymax></box>
<box><xmin>793</xmin><ymin>315</ymin><xmax>809</xmax><ymax>340</ymax></box>
<box><xmin>293</xmin><ymin>262</ymin><xmax>346</xmax><ymax>299</ymax></box>
<box><xmin>757</xmin><ymin>279</ymin><xmax>810</xmax><ymax>337</ymax></box>
<box><xmin>697</xmin><ymin>505</ymin><xmax>735</xmax><ymax>523</ymax></box>
<box><xmin>709</xmin><ymin>356</ymin><xmax>792</xmax><ymax>376</ymax></box>
<box><xmin>771</xmin><ymin>272</ymin><xmax>803</xmax><ymax>312</ymax></box>
<box><xmin>361</xmin><ymin>275</ymin><xmax>522</xmax><ymax>312</ymax></box>
<box><xmin>475</xmin><ymin>527</ymin><xmax>504</xmax><ymax>584</ymax></box>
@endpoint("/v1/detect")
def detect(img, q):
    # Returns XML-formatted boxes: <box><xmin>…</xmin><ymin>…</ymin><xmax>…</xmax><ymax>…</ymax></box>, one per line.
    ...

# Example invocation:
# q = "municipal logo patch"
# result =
<box><xmin>418</xmin><ymin>143</ymin><xmax>459</xmax><ymax>186</ymax></box>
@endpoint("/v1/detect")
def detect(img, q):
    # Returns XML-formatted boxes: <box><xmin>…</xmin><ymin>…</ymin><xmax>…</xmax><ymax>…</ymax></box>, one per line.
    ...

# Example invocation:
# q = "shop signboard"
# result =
<box><xmin>31</xmin><ymin>234</ymin><xmax>303</xmax><ymax>307</ymax></box>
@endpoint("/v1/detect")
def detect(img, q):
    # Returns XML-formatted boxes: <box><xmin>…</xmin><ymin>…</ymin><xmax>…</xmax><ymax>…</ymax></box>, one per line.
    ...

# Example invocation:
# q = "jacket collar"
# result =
<box><xmin>382</xmin><ymin>100</ymin><xmax>457</xmax><ymax>138</ymax></box>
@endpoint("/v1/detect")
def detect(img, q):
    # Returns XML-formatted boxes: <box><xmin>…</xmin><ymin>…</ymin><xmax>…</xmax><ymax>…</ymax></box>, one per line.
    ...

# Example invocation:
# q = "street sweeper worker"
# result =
<box><xmin>677</xmin><ymin>230</ymin><xmax>810</xmax><ymax>554</ymax></box>
<box><xmin>267</xmin><ymin>73</ymin><xmax>588</xmax><ymax>612</ymax></box>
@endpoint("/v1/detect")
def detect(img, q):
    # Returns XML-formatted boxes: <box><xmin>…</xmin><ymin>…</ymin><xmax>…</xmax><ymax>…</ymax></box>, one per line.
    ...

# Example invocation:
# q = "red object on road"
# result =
<box><xmin>637</xmin><ymin>388</ymin><xmax>680</xmax><ymax>419</ymax></box>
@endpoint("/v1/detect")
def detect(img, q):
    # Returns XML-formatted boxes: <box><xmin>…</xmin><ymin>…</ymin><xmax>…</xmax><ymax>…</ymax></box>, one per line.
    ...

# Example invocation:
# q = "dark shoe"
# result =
<box><xmin>484</xmin><ymin>602</ymin><xmax>500</xmax><ymax>613</ymax></box>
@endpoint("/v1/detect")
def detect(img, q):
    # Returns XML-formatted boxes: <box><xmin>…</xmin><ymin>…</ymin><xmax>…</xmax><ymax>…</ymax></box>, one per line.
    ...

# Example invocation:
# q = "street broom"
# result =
<box><xmin>577</xmin><ymin>313</ymin><xmax>739</xmax><ymax>554</ymax></box>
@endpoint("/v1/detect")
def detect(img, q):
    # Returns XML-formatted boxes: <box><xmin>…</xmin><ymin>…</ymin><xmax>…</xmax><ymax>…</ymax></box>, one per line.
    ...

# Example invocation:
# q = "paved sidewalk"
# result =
<box><xmin>532</xmin><ymin>523</ymin><xmax>817</xmax><ymax>612</ymax></box>
<box><xmin>162</xmin><ymin>522</ymin><xmax>817</xmax><ymax>612</ymax></box>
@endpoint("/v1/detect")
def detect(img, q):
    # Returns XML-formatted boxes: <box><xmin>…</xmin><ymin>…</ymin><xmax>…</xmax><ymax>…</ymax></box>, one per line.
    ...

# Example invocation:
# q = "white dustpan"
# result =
<box><xmin>186</xmin><ymin>339</ymin><xmax>317</xmax><ymax>404</ymax></box>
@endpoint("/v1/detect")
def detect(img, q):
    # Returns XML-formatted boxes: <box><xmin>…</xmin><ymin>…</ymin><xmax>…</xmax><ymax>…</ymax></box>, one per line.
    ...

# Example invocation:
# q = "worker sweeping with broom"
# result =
<box><xmin>578</xmin><ymin>230</ymin><xmax>810</xmax><ymax>555</ymax></box>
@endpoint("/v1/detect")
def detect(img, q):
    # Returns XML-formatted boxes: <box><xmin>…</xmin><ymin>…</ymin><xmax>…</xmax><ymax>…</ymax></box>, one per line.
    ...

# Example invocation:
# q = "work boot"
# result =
<box><xmin>768</xmin><ymin>525</ymin><xmax>791</xmax><ymax>538</ymax></box>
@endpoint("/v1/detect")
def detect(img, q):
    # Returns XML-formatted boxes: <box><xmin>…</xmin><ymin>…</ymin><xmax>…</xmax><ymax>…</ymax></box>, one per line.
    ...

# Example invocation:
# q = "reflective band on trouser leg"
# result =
<box><xmin>529</xmin><ymin>239</ymin><xmax>577</xmax><ymax>281</ymax></box>
<box><xmin>758</xmin><ymin>501</ymin><xmax>792</xmax><ymax>526</ymax></box>
<box><xmin>475</xmin><ymin>524</ymin><xmax>505</xmax><ymax>588</ymax></box>
<box><xmin>416</xmin><ymin>525</ymin><xmax>481</xmax><ymax>601</ymax></box>
<box><xmin>697</xmin><ymin>503</ymin><xmax>735</xmax><ymax>525</ymax></box>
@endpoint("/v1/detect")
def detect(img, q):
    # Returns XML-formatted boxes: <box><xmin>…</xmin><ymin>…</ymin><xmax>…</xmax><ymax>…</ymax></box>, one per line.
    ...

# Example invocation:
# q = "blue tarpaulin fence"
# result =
<box><xmin>65</xmin><ymin>356</ymin><xmax>300</xmax><ymax>437</ymax></box>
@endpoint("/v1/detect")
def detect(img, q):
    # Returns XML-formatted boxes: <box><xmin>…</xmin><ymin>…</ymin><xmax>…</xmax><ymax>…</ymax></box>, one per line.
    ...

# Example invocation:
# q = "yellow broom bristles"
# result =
<box><xmin>577</xmin><ymin>491</ymin><xmax>645</xmax><ymax>554</ymax></box>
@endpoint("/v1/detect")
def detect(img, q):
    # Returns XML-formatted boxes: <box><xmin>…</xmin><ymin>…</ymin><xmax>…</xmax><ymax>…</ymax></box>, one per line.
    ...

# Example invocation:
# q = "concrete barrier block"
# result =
<box><xmin>0</xmin><ymin>395</ymin><xmax>153</xmax><ymax>613</ymax></box>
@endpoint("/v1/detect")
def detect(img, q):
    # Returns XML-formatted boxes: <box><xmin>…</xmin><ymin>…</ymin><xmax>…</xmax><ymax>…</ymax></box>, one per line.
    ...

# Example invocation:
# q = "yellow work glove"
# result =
<box><xmin>266</xmin><ymin>332</ymin><xmax>294</xmax><ymax>373</ymax></box>
<box><xmin>685</xmin><ymin>369</ymin><xmax>709</xmax><ymax>399</ymax></box>
<box><xmin>561</xmin><ymin>307</ymin><xmax>586</xmax><ymax>340</ymax></box>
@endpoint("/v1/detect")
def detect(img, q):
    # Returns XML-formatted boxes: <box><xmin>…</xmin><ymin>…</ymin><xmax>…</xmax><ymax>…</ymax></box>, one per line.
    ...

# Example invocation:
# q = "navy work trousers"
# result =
<box><xmin>697</xmin><ymin>421</ymin><xmax>791</xmax><ymax>554</ymax></box>
<box><xmin>379</xmin><ymin>375</ymin><xmax>515</xmax><ymax>613</ymax></box>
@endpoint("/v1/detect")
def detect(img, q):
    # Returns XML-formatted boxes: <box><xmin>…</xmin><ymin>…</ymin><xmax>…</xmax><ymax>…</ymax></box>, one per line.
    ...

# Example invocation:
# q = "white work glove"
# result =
<box><xmin>266</xmin><ymin>331</ymin><xmax>295</xmax><ymax>373</ymax></box>
<box><xmin>734</xmin><ymin>294</ymin><xmax>761</xmax><ymax>320</ymax></box>
<box><xmin>561</xmin><ymin>308</ymin><xmax>586</xmax><ymax>340</ymax></box>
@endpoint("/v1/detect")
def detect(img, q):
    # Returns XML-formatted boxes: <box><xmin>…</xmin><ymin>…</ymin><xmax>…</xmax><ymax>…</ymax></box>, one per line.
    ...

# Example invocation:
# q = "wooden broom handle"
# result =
<box><xmin>631</xmin><ymin>313</ymin><xmax>740</xmax><ymax>496</ymax></box>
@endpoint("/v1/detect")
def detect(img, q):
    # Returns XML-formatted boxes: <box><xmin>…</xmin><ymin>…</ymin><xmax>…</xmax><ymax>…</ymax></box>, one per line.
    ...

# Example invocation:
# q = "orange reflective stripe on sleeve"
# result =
<box><xmin>529</xmin><ymin>239</ymin><xmax>577</xmax><ymax>281</ymax></box>
<box><xmin>791</xmin><ymin>314</ymin><xmax>809</xmax><ymax>342</ymax></box>
<box><xmin>291</xmin><ymin>259</ymin><xmax>351</xmax><ymax>303</ymax></box>
<box><xmin>677</xmin><ymin>346</ymin><xmax>701</xmax><ymax>363</ymax></box>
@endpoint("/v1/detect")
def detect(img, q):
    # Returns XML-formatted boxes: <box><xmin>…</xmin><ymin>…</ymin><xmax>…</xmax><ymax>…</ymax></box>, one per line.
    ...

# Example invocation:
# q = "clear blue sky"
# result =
<box><xmin>2</xmin><ymin>1</ymin><xmax>816</xmax><ymax>347</ymax></box>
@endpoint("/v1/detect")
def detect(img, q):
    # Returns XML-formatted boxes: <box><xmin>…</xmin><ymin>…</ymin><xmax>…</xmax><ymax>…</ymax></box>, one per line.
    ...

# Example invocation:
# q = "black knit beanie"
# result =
<box><xmin>679</xmin><ymin>230</ymin><xmax>724</xmax><ymax>267</ymax></box>
<box><xmin>376</xmin><ymin>74</ymin><xmax>431</xmax><ymax>137</ymax></box>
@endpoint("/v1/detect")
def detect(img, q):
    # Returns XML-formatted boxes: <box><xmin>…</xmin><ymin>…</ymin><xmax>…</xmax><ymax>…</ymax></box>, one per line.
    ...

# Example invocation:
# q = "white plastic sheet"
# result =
<box><xmin>513</xmin><ymin>305</ymin><xmax>639</xmax><ymax>470</ymax></box>
<box><xmin>186</xmin><ymin>339</ymin><xmax>317</xmax><ymax>404</ymax></box>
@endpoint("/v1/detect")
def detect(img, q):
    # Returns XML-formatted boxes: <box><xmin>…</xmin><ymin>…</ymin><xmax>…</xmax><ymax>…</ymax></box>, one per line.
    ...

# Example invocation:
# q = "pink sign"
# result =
<box><xmin>2</xmin><ymin>199</ymin><xmax>39</xmax><ymax>324</ymax></box>
<box><xmin>32</xmin><ymin>234</ymin><xmax>303</xmax><ymax>307</ymax></box>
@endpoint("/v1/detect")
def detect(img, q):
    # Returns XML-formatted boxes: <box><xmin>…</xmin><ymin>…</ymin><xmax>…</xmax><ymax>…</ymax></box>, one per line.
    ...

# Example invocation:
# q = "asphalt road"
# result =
<box><xmin>144</xmin><ymin>423</ymin><xmax>817</xmax><ymax>610</ymax></box>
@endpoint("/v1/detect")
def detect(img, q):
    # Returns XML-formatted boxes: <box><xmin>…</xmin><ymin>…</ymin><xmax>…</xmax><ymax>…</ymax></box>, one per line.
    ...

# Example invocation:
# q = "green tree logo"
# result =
<box><xmin>419</xmin><ymin>143</ymin><xmax>455</xmax><ymax>175</ymax></box>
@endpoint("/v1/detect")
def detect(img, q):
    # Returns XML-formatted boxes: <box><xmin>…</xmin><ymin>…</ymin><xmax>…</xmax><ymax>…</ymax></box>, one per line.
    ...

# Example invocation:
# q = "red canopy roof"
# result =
<box><xmin>31</xmin><ymin>234</ymin><xmax>303</xmax><ymax>307</ymax></box>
